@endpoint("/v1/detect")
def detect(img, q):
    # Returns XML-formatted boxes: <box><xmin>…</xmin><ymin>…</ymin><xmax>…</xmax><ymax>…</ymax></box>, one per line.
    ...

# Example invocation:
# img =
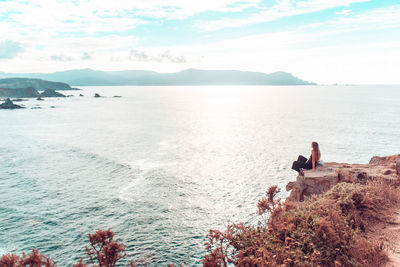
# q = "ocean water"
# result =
<box><xmin>0</xmin><ymin>85</ymin><xmax>399</xmax><ymax>265</ymax></box>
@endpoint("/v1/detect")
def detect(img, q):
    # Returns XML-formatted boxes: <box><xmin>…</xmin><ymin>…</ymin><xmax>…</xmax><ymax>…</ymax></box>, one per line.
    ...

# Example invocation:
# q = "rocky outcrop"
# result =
<box><xmin>0</xmin><ymin>87</ymin><xmax>39</xmax><ymax>98</ymax></box>
<box><xmin>0</xmin><ymin>87</ymin><xmax>67</xmax><ymax>98</ymax></box>
<box><xmin>0</xmin><ymin>98</ymin><xmax>24</xmax><ymax>109</ymax></box>
<box><xmin>286</xmin><ymin>154</ymin><xmax>400</xmax><ymax>201</ymax></box>
<box><xmin>40</xmin><ymin>89</ymin><xmax>66</xmax><ymax>97</ymax></box>
<box><xmin>94</xmin><ymin>93</ymin><xmax>101</xmax><ymax>97</ymax></box>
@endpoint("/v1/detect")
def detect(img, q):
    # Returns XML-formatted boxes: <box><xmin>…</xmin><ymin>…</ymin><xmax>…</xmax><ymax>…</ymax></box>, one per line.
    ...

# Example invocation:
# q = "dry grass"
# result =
<box><xmin>203</xmin><ymin>180</ymin><xmax>400</xmax><ymax>267</ymax></box>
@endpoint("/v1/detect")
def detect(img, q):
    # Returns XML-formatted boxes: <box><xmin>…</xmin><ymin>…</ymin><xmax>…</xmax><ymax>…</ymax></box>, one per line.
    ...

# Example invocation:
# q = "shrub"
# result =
<box><xmin>84</xmin><ymin>229</ymin><xmax>127</xmax><ymax>267</ymax></box>
<box><xmin>0</xmin><ymin>230</ymin><xmax>136</xmax><ymax>267</ymax></box>
<box><xmin>202</xmin><ymin>181</ymin><xmax>400</xmax><ymax>266</ymax></box>
<box><xmin>0</xmin><ymin>249</ymin><xmax>56</xmax><ymax>267</ymax></box>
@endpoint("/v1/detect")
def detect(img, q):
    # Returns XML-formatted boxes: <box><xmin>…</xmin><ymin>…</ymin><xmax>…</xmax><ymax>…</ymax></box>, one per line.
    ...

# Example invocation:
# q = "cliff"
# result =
<box><xmin>0</xmin><ymin>78</ymin><xmax>76</xmax><ymax>91</ymax></box>
<box><xmin>0</xmin><ymin>87</ymin><xmax>39</xmax><ymax>98</ymax></box>
<box><xmin>202</xmin><ymin>153</ymin><xmax>400</xmax><ymax>266</ymax></box>
<box><xmin>286</xmin><ymin>154</ymin><xmax>400</xmax><ymax>201</ymax></box>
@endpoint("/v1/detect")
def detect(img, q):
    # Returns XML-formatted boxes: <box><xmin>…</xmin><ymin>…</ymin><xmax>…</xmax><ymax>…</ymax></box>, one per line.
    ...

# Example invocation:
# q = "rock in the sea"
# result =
<box><xmin>94</xmin><ymin>93</ymin><xmax>101</xmax><ymax>98</ymax></box>
<box><xmin>286</xmin><ymin>154</ymin><xmax>400</xmax><ymax>201</ymax></box>
<box><xmin>36</xmin><ymin>97</ymin><xmax>44</xmax><ymax>101</ymax></box>
<box><xmin>40</xmin><ymin>88</ymin><xmax>66</xmax><ymax>97</ymax></box>
<box><xmin>113</xmin><ymin>95</ymin><xmax>122</xmax><ymax>98</ymax></box>
<box><xmin>0</xmin><ymin>98</ymin><xmax>24</xmax><ymax>109</ymax></box>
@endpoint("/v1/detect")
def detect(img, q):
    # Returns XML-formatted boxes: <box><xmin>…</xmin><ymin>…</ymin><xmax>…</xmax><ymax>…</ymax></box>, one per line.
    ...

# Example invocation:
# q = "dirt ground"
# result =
<box><xmin>374</xmin><ymin>210</ymin><xmax>400</xmax><ymax>267</ymax></box>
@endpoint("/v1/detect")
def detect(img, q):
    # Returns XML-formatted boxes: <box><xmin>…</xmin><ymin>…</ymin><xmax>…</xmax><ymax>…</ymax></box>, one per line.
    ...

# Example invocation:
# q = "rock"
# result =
<box><xmin>94</xmin><ymin>93</ymin><xmax>101</xmax><ymax>97</ymax></box>
<box><xmin>369</xmin><ymin>154</ymin><xmax>400</xmax><ymax>165</ymax></box>
<box><xmin>12</xmin><ymin>98</ymin><xmax>26</xmax><ymax>102</ymax></box>
<box><xmin>384</xmin><ymin>170</ymin><xmax>393</xmax><ymax>175</ymax></box>
<box><xmin>40</xmin><ymin>88</ymin><xmax>66</xmax><ymax>97</ymax></box>
<box><xmin>36</xmin><ymin>97</ymin><xmax>44</xmax><ymax>101</ymax></box>
<box><xmin>286</xmin><ymin>154</ymin><xmax>400</xmax><ymax>201</ymax></box>
<box><xmin>31</xmin><ymin>107</ymin><xmax>42</xmax><ymax>109</ymax></box>
<box><xmin>50</xmin><ymin>106</ymin><xmax>55</xmax><ymax>108</ymax></box>
<box><xmin>113</xmin><ymin>95</ymin><xmax>122</xmax><ymax>98</ymax></box>
<box><xmin>0</xmin><ymin>98</ymin><xmax>24</xmax><ymax>109</ymax></box>
<box><xmin>79</xmin><ymin>94</ymin><xmax>84</xmax><ymax>96</ymax></box>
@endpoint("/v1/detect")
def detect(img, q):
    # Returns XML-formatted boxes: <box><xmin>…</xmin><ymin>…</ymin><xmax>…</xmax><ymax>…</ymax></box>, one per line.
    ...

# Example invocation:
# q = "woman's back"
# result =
<box><xmin>312</xmin><ymin>141</ymin><xmax>321</xmax><ymax>162</ymax></box>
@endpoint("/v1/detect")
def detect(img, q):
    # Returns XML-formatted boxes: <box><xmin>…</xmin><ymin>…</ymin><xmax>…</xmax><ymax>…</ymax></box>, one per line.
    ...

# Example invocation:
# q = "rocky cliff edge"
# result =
<box><xmin>286</xmin><ymin>154</ymin><xmax>400</xmax><ymax>201</ymax></box>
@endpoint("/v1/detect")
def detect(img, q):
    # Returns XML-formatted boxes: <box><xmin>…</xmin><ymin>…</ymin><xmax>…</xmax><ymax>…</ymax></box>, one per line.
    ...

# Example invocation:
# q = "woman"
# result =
<box><xmin>292</xmin><ymin>142</ymin><xmax>321</xmax><ymax>175</ymax></box>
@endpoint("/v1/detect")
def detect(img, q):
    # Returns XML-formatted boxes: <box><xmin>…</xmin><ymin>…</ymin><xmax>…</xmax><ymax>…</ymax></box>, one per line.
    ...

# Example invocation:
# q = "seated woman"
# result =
<box><xmin>292</xmin><ymin>141</ymin><xmax>321</xmax><ymax>175</ymax></box>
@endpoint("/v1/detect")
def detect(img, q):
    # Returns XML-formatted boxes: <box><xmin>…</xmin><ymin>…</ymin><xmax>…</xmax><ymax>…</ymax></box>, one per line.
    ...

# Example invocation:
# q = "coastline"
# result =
<box><xmin>286</xmin><ymin>154</ymin><xmax>400</xmax><ymax>266</ymax></box>
<box><xmin>286</xmin><ymin>154</ymin><xmax>400</xmax><ymax>202</ymax></box>
<box><xmin>203</xmin><ymin>154</ymin><xmax>400</xmax><ymax>266</ymax></box>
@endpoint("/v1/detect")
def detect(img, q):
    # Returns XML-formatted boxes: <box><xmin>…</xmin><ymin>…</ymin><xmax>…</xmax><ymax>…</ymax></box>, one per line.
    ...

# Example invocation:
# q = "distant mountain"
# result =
<box><xmin>0</xmin><ymin>69</ymin><xmax>315</xmax><ymax>86</ymax></box>
<box><xmin>0</xmin><ymin>78</ymin><xmax>75</xmax><ymax>91</ymax></box>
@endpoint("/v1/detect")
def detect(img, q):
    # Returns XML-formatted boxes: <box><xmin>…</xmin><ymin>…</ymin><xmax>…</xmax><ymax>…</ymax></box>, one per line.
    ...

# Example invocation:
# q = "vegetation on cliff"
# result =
<box><xmin>0</xmin><ymin>229</ymin><xmax>136</xmax><ymax>267</ymax></box>
<box><xmin>202</xmin><ymin>180</ymin><xmax>400</xmax><ymax>266</ymax></box>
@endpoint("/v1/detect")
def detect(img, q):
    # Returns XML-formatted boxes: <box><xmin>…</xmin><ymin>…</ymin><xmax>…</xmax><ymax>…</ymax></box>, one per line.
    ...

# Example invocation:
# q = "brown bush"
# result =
<box><xmin>202</xmin><ymin>181</ymin><xmax>400</xmax><ymax>266</ymax></box>
<box><xmin>0</xmin><ymin>249</ymin><xmax>56</xmax><ymax>267</ymax></box>
<box><xmin>0</xmin><ymin>230</ymin><xmax>137</xmax><ymax>267</ymax></box>
<box><xmin>84</xmin><ymin>229</ymin><xmax>127</xmax><ymax>267</ymax></box>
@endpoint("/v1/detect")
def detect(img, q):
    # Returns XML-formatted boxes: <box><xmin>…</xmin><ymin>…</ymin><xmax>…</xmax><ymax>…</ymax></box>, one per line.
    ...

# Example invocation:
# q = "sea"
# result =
<box><xmin>0</xmin><ymin>85</ymin><xmax>399</xmax><ymax>265</ymax></box>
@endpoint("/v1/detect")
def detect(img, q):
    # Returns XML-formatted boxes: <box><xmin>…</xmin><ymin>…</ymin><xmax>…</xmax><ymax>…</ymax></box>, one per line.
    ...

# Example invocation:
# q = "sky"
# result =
<box><xmin>0</xmin><ymin>0</ymin><xmax>399</xmax><ymax>84</ymax></box>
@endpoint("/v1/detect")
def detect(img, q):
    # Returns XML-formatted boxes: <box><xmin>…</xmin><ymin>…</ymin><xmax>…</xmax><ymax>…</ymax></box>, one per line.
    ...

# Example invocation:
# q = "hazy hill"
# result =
<box><xmin>0</xmin><ymin>78</ymin><xmax>74</xmax><ymax>91</ymax></box>
<box><xmin>0</xmin><ymin>69</ymin><xmax>315</xmax><ymax>86</ymax></box>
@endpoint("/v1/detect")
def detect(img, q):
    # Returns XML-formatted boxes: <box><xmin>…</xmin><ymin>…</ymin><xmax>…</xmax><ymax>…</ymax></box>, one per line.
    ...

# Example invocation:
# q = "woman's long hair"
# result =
<box><xmin>312</xmin><ymin>141</ymin><xmax>321</xmax><ymax>160</ymax></box>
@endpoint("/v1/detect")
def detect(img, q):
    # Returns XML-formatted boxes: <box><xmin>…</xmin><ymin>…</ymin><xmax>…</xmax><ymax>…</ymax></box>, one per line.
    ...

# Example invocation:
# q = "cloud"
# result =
<box><xmin>0</xmin><ymin>0</ymin><xmax>261</xmax><ymax>38</ymax></box>
<box><xmin>0</xmin><ymin>40</ymin><xmax>24</xmax><ymax>59</ymax></box>
<box><xmin>50</xmin><ymin>55</ymin><xmax>74</xmax><ymax>61</ymax></box>
<box><xmin>199</xmin><ymin>0</ymin><xmax>370</xmax><ymax>31</ymax></box>
<box><xmin>160</xmin><ymin>50</ymin><xmax>186</xmax><ymax>63</ymax></box>
<box><xmin>125</xmin><ymin>49</ymin><xmax>186</xmax><ymax>63</ymax></box>
<box><xmin>129</xmin><ymin>49</ymin><xmax>156</xmax><ymax>62</ymax></box>
<box><xmin>332</xmin><ymin>5</ymin><xmax>400</xmax><ymax>30</ymax></box>
<box><xmin>81</xmin><ymin>52</ymin><xmax>92</xmax><ymax>60</ymax></box>
<box><xmin>301</xmin><ymin>5</ymin><xmax>400</xmax><ymax>33</ymax></box>
<box><xmin>336</xmin><ymin>9</ymin><xmax>353</xmax><ymax>15</ymax></box>
<box><xmin>0</xmin><ymin>0</ymin><xmax>258</xmax><ymax>63</ymax></box>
